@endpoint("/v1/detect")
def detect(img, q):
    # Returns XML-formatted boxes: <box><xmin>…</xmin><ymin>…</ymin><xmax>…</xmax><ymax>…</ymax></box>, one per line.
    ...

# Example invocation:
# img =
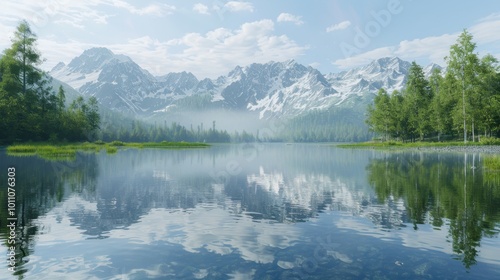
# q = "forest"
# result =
<box><xmin>278</xmin><ymin>107</ymin><xmax>372</xmax><ymax>142</ymax></box>
<box><xmin>0</xmin><ymin>21</ymin><xmax>100</xmax><ymax>144</ymax></box>
<box><xmin>366</xmin><ymin>30</ymin><xmax>500</xmax><ymax>143</ymax></box>
<box><xmin>98</xmin><ymin>113</ymin><xmax>231</xmax><ymax>143</ymax></box>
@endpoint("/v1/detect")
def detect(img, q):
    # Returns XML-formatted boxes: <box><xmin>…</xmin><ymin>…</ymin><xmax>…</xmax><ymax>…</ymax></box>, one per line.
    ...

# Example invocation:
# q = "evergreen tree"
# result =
<box><xmin>366</xmin><ymin>88</ymin><xmax>392</xmax><ymax>140</ymax></box>
<box><xmin>429</xmin><ymin>68</ymin><xmax>455</xmax><ymax>141</ymax></box>
<box><xmin>0</xmin><ymin>21</ymin><xmax>101</xmax><ymax>143</ymax></box>
<box><xmin>85</xmin><ymin>96</ymin><xmax>100</xmax><ymax>139</ymax></box>
<box><xmin>404</xmin><ymin>62</ymin><xmax>432</xmax><ymax>141</ymax></box>
<box><xmin>389</xmin><ymin>90</ymin><xmax>407</xmax><ymax>141</ymax></box>
<box><xmin>6</xmin><ymin>20</ymin><xmax>42</xmax><ymax>95</ymax></box>
<box><xmin>477</xmin><ymin>55</ymin><xmax>500</xmax><ymax>138</ymax></box>
<box><xmin>56</xmin><ymin>85</ymin><xmax>66</xmax><ymax>113</ymax></box>
<box><xmin>0</xmin><ymin>20</ymin><xmax>46</xmax><ymax>142</ymax></box>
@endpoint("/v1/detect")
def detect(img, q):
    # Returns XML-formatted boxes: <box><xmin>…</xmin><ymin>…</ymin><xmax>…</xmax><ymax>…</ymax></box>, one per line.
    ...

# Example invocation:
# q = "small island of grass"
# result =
<box><xmin>6</xmin><ymin>141</ymin><xmax>209</xmax><ymax>161</ymax></box>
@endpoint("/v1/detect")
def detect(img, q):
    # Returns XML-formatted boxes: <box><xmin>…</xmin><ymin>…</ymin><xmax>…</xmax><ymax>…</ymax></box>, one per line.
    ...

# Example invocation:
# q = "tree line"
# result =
<box><xmin>280</xmin><ymin>107</ymin><xmax>372</xmax><ymax>142</ymax></box>
<box><xmin>366</xmin><ymin>30</ymin><xmax>500</xmax><ymax>142</ymax></box>
<box><xmin>0</xmin><ymin>21</ymin><xmax>100</xmax><ymax>144</ymax></box>
<box><xmin>99</xmin><ymin>114</ymin><xmax>231</xmax><ymax>143</ymax></box>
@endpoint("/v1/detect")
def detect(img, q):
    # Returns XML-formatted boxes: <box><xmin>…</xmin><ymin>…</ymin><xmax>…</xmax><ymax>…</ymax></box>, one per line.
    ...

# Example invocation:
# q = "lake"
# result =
<box><xmin>1</xmin><ymin>143</ymin><xmax>500</xmax><ymax>279</ymax></box>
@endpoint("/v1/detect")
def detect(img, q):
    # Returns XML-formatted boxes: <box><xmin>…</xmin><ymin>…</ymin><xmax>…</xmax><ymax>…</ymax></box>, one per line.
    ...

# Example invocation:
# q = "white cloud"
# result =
<box><xmin>193</xmin><ymin>3</ymin><xmax>210</xmax><ymax>15</ymax></box>
<box><xmin>394</xmin><ymin>34</ymin><xmax>457</xmax><ymax>62</ymax></box>
<box><xmin>224</xmin><ymin>1</ymin><xmax>254</xmax><ymax>12</ymax></box>
<box><xmin>136</xmin><ymin>4</ymin><xmax>175</xmax><ymax>16</ymax></box>
<box><xmin>326</xmin><ymin>20</ymin><xmax>351</xmax><ymax>32</ymax></box>
<box><xmin>155</xmin><ymin>19</ymin><xmax>305</xmax><ymax>78</ymax></box>
<box><xmin>333</xmin><ymin>47</ymin><xmax>395</xmax><ymax>69</ymax></box>
<box><xmin>108</xmin><ymin>0</ymin><xmax>176</xmax><ymax>16</ymax></box>
<box><xmin>309</xmin><ymin>62</ymin><xmax>320</xmax><ymax>69</ymax></box>
<box><xmin>0</xmin><ymin>1</ymin><xmax>110</xmax><ymax>32</ymax></box>
<box><xmin>277</xmin><ymin>13</ymin><xmax>304</xmax><ymax>26</ymax></box>
<box><xmin>38</xmin><ymin>20</ymin><xmax>306</xmax><ymax>79</ymax></box>
<box><xmin>332</xmin><ymin>14</ymin><xmax>500</xmax><ymax>70</ymax></box>
<box><xmin>332</xmin><ymin>33</ymin><xmax>458</xmax><ymax>69</ymax></box>
<box><xmin>469</xmin><ymin>16</ymin><xmax>500</xmax><ymax>44</ymax></box>
<box><xmin>0</xmin><ymin>1</ymin><xmax>174</xmax><ymax>32</ymax></box>
<box><xmin>0</xmin><ymin>0</ymin><xmax>178</xmax><ymax>57</ymax></box>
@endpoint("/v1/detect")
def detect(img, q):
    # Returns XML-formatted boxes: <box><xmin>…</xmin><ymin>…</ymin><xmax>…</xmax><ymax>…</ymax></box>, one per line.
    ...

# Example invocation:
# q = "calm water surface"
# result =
<box><xmin>1</xmin><ymin>144</ymin><xmax>500</xmax><ymax>279</ymax></box>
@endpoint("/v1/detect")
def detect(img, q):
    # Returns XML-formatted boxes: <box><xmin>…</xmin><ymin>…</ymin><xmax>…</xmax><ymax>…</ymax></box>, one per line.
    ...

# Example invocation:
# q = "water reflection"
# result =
<box><xmin>366</xmin><ymin>152</ymin><xmax>500</xmax><ymax>268</ymax></box>
<box><xmin>0</xmin><ymin>151</ymin><xmax>98</xmax><ymax>278</ymax></box>
<box><xmin>1</xmin><ymin>145</ymin><xmax>500</xmax><ymax>279</ymax></box>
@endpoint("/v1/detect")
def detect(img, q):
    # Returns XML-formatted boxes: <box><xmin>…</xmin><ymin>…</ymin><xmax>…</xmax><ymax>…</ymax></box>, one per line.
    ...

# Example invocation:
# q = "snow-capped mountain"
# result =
<box><xmin>326</xmin><ymin>57</ymin><xmax>411</xmax><ymax>104</ymax></box>
<box><xmin>50</xmin><ymin>47</ymin><xmax>440</xmax><ymax>119</ymax></box>
<box><xmin>51</xmin><ymin>48</ymin><xmax>162</xmax><ymax>114</ymax></box>
<box><xmin>219</xmin><ymin>60</ymin><xmax>338</xmax><ymax>118</ymax></box>
<box><xmin>423</xmin><ymin>63</ymin><xmax>444</xmax><ymax>77</ymax></box>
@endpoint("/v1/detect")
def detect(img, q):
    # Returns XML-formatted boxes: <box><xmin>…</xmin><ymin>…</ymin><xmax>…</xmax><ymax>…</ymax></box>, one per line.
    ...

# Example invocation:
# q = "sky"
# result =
<box><xmin>1</xmin><ymin>0</ymin><xmax>500</xmax><ymax>79</ymax></box>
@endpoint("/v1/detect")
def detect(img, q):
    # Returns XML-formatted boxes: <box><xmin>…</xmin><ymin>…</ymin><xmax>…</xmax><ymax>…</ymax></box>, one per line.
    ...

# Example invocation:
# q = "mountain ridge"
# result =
<box><xmin>50</xmin><ymin>47</ymin><xmax>442</xmax><ymax>119</ymax></box>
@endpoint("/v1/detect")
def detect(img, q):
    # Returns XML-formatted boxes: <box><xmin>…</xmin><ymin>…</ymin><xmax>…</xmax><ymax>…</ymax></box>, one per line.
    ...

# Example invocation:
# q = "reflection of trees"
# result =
<box><xmin>366</xmin><ymin>152</ymin><xmax>500</xmax><ymax>268</ymax></box>
<box><xmin>67</xmin><ymin>173</ymin><xmax>220</xmax><ymax>237</ymax></box>
<box><xmin>0</xmin><ymin>151</ymin><xmax>98</xmax><ymax>279</ymax></box>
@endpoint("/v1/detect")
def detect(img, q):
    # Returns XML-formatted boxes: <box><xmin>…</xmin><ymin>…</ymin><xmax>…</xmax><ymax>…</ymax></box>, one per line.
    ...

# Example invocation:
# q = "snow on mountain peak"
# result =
<box><xmin>50</xmin><ymin>48</ymin><xmax>444</xmax><ymax>120</ymax></box>
<box><xmin>51</xmin><ymin>61</ymin><xmax>66</xmax><ymax>72</ymax></box>
<box><xmin>423</xmin><ymin>63</ymin><xmax>443</xmax><ymax>77</ymax></box>
<box><xmin>84</xmin><ymin>47</ymin><xmax>114</xmax><ymax>56</ymax></box>
<box><xmin>364</xmin><ymin>57</ymin><xmax>410</xmax><ymax>75</ymax></box>
<box><xmin>66</xmin><ymin>47</ymin><xmax>115</xmax><ymax>72</ymax></box>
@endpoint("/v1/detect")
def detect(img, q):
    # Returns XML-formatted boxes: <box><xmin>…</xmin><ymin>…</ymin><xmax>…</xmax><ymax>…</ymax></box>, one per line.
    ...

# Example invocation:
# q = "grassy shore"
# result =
<box><xmin>337</xmin><ymin>141</ymin><xmax>469</xmax><ymax>149</ymax></box>
<box><xmin>337</xmin><ymin>138</ymin><xmax>500</xmax><ymax>149</ymax></box>
<box><xmin>6</xmin><ymin>140</ymin><xmax>209</xmax><ymax>161</ymax></box>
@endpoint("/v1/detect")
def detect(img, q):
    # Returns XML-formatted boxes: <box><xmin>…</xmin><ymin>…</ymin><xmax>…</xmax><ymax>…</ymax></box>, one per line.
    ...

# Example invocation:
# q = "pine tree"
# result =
<box><xmin>429</xmin><ymin>68</ymin><xmax>455</xmax><ymax>141</ymax></box>
<box><xmin>57</xmin><ymin>85</ymin><xmax>66</xmax><ymax>113</ymax></box>
<box><xmin>0</xmin><ymin>21</ymin><xmax>102</xmax><ymax>143</ymax></box>
<box><xmin>389</xmin><ymin>90</ymin><xmax>406</xmax><ymax>141</ymax></box>
<box><xmin>404</xmin><ymin>62</ymin><xmax>432</xmax><ymax>141</ymax></box>
<box><xmin>0</xmin><ymin>21</ymin><xmax>49</xmax><ymax>141</ymax></box>
<box><xmin>477</xmin><ymin>54</ymin><xmax>500</xmax><ymax>138</ymax></box>
<box><xmin>366</xmin><ymin>88</ymin><xmax>392</xmax><ymax>140</ymax></box>
<box><xmin>6</xmin><ymin>20</ymin><xmax>42</xmax><ymax>95</ymax></box>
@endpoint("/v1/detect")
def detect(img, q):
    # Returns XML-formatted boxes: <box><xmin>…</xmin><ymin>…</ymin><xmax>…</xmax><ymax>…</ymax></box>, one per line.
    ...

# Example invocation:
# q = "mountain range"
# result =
<box><xmin>50</xmin><ymin>47</ymin><xmax>442</xmax><ymax>121</ymax></box>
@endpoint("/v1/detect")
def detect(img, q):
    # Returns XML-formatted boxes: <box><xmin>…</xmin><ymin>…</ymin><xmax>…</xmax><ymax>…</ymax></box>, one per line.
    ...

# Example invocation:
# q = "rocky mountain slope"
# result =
<box><xmin>50</xmin><ymin>47</ymin><xmax>442</xmax><ymax>120</ymax></box>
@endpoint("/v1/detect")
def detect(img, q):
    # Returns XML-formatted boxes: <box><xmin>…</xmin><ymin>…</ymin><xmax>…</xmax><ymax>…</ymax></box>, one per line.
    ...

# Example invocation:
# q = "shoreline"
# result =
<box><xmin>337</xmin><ymin>143</ymin><xmax>500</xmax><ymax>154</ymax></box>
<box><xmin>406</xmin><ymin>145</ymin><xmax>500</xmax><ymax>154</ymax></box>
